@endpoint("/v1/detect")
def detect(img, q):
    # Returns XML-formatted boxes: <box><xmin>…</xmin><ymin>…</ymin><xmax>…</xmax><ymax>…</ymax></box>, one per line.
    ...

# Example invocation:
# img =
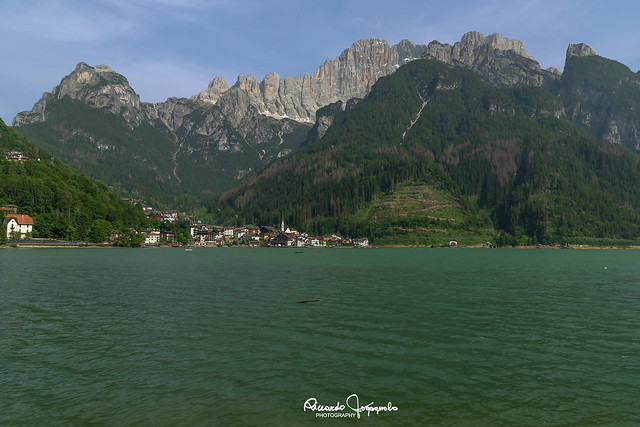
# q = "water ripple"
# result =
<box><xmin>1</xmin><ymin>248</ymin><xmax>639</xmax><ymax>425</ymax></box>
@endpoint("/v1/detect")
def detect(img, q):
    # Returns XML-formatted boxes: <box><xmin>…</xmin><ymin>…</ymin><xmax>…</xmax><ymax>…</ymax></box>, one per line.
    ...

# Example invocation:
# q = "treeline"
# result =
<box><xmin>217</xmin><ymin>59</ymin><xmax>640</xmax><ymax>244</ymax></box>
<box><xmin>0</xmin><ymin>119</ymin><xmax>147</xmax><ymax>242</ymax></box>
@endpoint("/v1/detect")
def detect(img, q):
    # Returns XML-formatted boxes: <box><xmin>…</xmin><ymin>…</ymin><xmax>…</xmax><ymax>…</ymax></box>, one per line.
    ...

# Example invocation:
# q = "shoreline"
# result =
<box><xmin>3</xmin><ymin>242</ymin><xmax>640</xmax><ymax>250</ymax></box>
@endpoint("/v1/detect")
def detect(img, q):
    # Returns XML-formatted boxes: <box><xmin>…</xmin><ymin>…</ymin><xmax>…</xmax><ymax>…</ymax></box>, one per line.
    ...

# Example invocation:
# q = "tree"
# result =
<box><xmin>88</xmin><ymin>219</ymin><xmax>113</xmax><ymax>243</ymax></box>
<box><xmin>114</xmin><ymin>228</ymin><xmax>144</xmax><ymax>247</ymax></box>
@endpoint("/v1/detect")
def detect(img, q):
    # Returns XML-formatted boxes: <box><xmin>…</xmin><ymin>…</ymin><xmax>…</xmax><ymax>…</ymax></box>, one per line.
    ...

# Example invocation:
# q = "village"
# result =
<box><xmin>2</xmin><ymin>151</ymin><xmax>368</xmax><ymax>247</ymax></box>
<box><xmin>1</xmin><ymin>202</ymin><xmax>370</xmax><ymax>248</ymax></box>
<box><xmin>138</xmin><ymin>205</ymin><xmax>369</xmax><ymax>248</ymax></box>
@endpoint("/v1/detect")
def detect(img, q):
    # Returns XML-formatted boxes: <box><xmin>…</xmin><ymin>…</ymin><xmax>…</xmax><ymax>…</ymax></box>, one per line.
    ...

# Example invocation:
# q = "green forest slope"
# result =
<box><xmin>218</xmin><ymin>59</ymin><xmax>640</xmax><ymax>245</ymax></box>
<box><xmin>0</xmin><ymin>119</ymin><xmax>147</xmax><ymax>242</ymax></box>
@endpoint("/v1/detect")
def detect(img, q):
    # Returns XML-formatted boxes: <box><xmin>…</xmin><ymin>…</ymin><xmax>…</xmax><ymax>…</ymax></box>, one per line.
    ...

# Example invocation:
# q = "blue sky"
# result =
<box><xmin>2</xmin><ymin>0</ymin><xmax>639</xmax><ymax>124</ymax></box>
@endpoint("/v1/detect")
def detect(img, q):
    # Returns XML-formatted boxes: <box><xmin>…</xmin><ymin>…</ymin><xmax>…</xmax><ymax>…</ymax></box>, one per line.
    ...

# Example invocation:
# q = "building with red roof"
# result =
<box><xmin>3</xmin><ymin>213</ymin><xmax>34</xmax><ymax>239</ymax></box>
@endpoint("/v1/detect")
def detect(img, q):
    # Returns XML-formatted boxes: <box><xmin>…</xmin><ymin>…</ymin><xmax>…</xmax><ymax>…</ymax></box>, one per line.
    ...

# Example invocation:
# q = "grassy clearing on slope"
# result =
<box><xmin>355</xmin><ymin>181</ymin><xmax>495</xmax><ymax>246</ymax></box>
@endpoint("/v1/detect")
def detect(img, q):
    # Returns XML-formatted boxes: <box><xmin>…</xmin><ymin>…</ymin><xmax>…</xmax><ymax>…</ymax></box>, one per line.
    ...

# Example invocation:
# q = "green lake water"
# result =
<box><xmin>1</xmin><ymin>247</ymin><xmax>639</xmax><ymax>425</ymax></box>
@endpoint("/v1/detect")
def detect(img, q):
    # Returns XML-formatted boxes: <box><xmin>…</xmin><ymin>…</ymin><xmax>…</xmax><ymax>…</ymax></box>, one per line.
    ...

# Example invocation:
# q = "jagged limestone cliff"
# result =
<box><xmin>422</xmin><ymin>32</ymin><xmax>560</xmax><ymax>88</ymax></box>
<box><xmin>190</xmin><ymin>38</ymin><xmax>425</xmax><ymax>124</ymax></box>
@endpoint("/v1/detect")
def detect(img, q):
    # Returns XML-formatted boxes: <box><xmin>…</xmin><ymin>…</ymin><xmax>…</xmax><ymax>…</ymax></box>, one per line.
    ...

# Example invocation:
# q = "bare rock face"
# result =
<box><xmin>14</xmin><ymin>62</ymin><xmax>142</xmax><ymax>127</ymax></box>
<box><xmin>201</xmin><ymin>38</ymin><xmax>425</xmax><ymax>125</ymax></box>
<box><xmin>566</xmin><ymin>43</ymin><xmax>596</xmax><ymax>59</ymax></box>
<box><xmin>15</xmin><ymin>32</ymin><xmax>554</xmax><ymax>133</ymax></box>
<box><xmin>191</xmin><ymin>76</ymin><xmax>229</xmax><ymax>104</ymax></box>
<box><xmin>422</xmin><ymin>31</ymin><xmax>560</xmax><ymax>88</ymax></box>
<box><xmin>147</xmin><ymin>97</ymin><xmax>200</xmax><ymax>135</ymax></box>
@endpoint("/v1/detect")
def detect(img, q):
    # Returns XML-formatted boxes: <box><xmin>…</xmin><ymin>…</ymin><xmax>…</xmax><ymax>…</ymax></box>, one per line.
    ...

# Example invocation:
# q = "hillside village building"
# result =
<box><xmin>3</xmin><ymin>214</ymin><xmax>34</xmax><ymax>239</ymax></box>
<box><xmin>0</xmin><ymin>205</ymin><xmax>18</xmax><ymax>214</ymax></box>
<box><xmin>4</xmin><ymin>151</ymin><xmax>28</xmax><ymax>161</ymax></box>
<box><xmin>143</xmin><ymin>229</ymin><xmax>161</xmax><ymax>245</ymax></box>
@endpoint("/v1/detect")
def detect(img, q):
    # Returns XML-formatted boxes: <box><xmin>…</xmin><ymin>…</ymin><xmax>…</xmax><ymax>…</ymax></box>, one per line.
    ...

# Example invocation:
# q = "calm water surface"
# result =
<box><xmin>1</xmin><ymin>247</ymin><xmax>639</xmax><ymax>425</ymax></box>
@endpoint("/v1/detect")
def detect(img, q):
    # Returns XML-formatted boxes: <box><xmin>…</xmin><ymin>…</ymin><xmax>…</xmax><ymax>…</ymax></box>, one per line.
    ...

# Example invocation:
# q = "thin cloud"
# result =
<box><xmin>1</xmin><ymin>0</ymin><xmax>137</xmax><ymax>43</ymax></box>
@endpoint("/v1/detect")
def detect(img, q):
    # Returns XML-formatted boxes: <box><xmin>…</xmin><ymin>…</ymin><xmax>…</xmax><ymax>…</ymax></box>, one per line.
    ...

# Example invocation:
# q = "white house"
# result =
<box><xmin>353</xmin><ymin>237</ymin><xmax>369</xmax><ymax>247</ymax></box>
<box><xmin>310</xmin><ymin>239</ymin><xmax>325</xmax><ymax>247</ymax></box>
<box><xmin>3</xmin><ymin>214</ymin><xmax>34</xmax><ymax>239</ymax></box>
<box><xmin>143</xmin><ymin>229</ymin><xmax>161</xmax><ymax>245</ymax></box>
<box><xmin>160</xmin><ymin>211</ymin><xmax>177</xmax><ymax>223</ymax></box>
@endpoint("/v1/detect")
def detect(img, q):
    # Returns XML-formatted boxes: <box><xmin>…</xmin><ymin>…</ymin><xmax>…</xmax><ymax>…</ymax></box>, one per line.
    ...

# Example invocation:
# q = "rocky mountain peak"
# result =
<box><xmin>485</xmin><ymin>33</ymin><xmax>533</xmax><ymax>59</ymax></box>
<box><xmin>14</xmin><ymin>62</ymin><xmax>142</xmax><ymax>127</ymax></box>
<box><xmin>233</xmin><ymin>74</ymin><xmax>261</xmax><ymax>93</ymax></box>
<box><xmin>454</xmin><ymin>31</ymin><xmax>533</xmax><ymax>59</ymax></box>
<box><xmin>460</xmin><ymin>31</ymin><xmax>485</xmax><ymax>49</ymax></box>
<box><xmin>191</xmin><ymin>76</ymin><xmax>229</xmax><ymax>104</ymax></box>
<box><xmin>566</xmin><ymin>43</ymin><xmax>596</xmax><ymax>60</ymax></box>
<box><xmin>422</xmin><ymin>31</ymin><xmax>558</xmax><ymax>88</ymax></box>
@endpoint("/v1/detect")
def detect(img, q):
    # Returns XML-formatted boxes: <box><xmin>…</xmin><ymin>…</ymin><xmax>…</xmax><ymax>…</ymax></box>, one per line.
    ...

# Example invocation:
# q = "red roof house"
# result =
<box><xmin>3</xmin><ymin>213</ymin><xmax>34</xmax><ymax>239</ymax></box>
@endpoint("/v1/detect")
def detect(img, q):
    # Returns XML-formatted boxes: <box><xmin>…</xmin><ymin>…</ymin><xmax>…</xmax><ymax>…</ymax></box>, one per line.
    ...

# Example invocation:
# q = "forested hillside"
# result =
<box><xmin>558</xmin><ymin>52</ymin><xmax>640</xmax><ymax>149</ymax></box>
<box><xmin>13</xmin><ymin>97</ymin><xmax>191</xmax><ymax>207</ymax></box>
<box><xmin>0</xmin><ymin>119</ymin><xmax>147</xmax><ymax>242</ymax></box>
<box><xmin>219</xmin><ymin>59</ymin><xmax>640</xmax><ymax>245</ymax></box>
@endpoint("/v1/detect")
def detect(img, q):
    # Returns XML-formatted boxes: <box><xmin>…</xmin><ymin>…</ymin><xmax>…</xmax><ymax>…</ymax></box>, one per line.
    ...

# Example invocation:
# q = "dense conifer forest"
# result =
<box><xmin>218</xmin><ymin>60</ymin><xmax>640</xmax><ymax>245</ymax></box>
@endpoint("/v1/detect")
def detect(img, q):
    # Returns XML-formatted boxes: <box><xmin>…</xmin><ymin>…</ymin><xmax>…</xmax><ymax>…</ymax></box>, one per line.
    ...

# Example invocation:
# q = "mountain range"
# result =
<box><xmin>11</xmin><ymin>31</ymin><xmax>640</xmax><ymax>244</ymax></box>
<box><xmin>12</xmin><ymin>37</ymin><xmax>427</xmax><ymax>205</ymax></box>
<box><xmin>10</xmin><ymin>33</ymin><xmax>570</xmax><ymax>202</ymax></box>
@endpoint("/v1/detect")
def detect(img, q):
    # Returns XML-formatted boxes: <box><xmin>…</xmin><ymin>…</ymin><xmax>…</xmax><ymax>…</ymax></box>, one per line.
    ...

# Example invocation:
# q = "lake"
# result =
<box><xmin>1</xmin><ymin>247</ymin><xmax>639</xmax><ymax>425</ymax></box>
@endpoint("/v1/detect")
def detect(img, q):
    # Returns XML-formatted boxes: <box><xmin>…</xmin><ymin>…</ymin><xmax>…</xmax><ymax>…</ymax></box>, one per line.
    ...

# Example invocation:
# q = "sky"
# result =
<box><xmin>2</xmin><ymin>0</ymin><xmax>640</xmax><ymax>124</ymax></box>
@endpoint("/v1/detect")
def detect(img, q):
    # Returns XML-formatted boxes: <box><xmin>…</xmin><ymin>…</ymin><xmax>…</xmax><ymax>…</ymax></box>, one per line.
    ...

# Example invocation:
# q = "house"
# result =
<box><xmin>259</xmin><ymin>226</ymin><xmax>278</xmax><ymax>243</ymax></box>
<box><xmin>260</xmin><ymin>225</ymin><xmax>277</xmax><ymax>235</ymax></box>
<box><xmin>241</xmin><ymin>231</ymin><xmax>261</xmax><ymax>245</ymax></box>
<box><xmin>0</xmin><ymin>205</ymin><xmax>18</xmax><ymax>214</ymax></box>
<box><xmin>3</xmin><ymin>213</ymin><xmax>34</xmax><ymax>239</ymax></box>
<box><xmin>143</xmin><ymin>229</ymin><xmax>161</xmax><ymax>245</ymax></box>
<box><xmin>190</xmin><ymin>222</ymin><xmax>204</xmax><ymax>239</ymax></box>
<box><xmin>160</xmin><ymin>211</ymin><xmax>178</xmax><ymax>223</ymax></box>
<box><xmin>191</xmin><ymin>226</ymin><xmax>211</xmax><ymax>246</ymax></box>
<box><xmin>271</xmin><ymin>232</ymin><xmax>293</xmax><ymax>247</ymax></box>
<box><xmin>4</xmin><ymin>151</ymin><xmax>28</xmax><ymax>161</ymax></box>
<box><xmin>160</xmin><ymin>230</ymin><xmax>175</xmax><ymax>241</ymax></box>
<box><xmin>353</xmin><ymin>237</ymin><xmax>369</xmax><ymax>247</ymax></box>
<box><xmin>235</xmin><ymin>227</ymin><xmax>249</xmax><ymax>239</ymax></box>
<box><xmin>293</xmin><ymin>236</ymin><xmax>307</xmax><ymax>247</ymax></box>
